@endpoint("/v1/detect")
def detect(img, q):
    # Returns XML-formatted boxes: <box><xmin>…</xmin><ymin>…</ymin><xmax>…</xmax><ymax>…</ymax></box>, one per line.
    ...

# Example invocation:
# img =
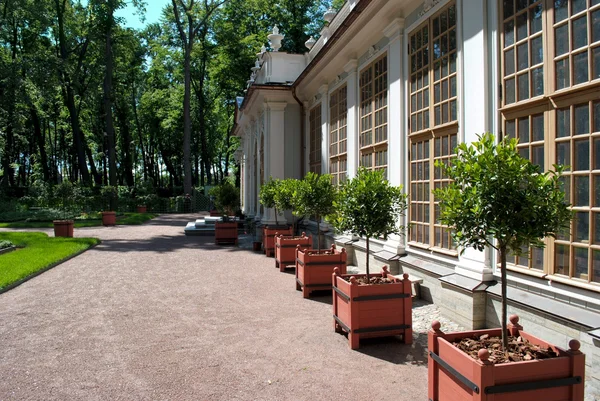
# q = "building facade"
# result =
<box><xmin>232</xmin><ymin>0</ymin><xmax>600</xmax><ymax>397</ymax></box>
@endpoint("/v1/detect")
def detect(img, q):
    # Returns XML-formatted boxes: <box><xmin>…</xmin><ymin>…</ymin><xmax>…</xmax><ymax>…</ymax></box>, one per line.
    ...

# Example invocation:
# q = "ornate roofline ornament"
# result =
<box><xmin>268</xmin><ymin>25</ymin><xmax>284</xmax><ymax>52</ymax></box>
<box><xmin>366</xmin><ymin>45</ymin><xmax>379</xmax><ymax>61</ymax></box>
<box><xmin>419</xmin><ymin>0</ymin><xmax>441</xmax><ymax>17</ymax></box>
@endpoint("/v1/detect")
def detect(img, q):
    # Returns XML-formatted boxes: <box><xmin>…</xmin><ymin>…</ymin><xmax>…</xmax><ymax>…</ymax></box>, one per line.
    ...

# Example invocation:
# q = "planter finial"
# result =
<box><xmin>478</xmin><ymin>348</ymin><xmax>490</xmax><ymax>362</ymax></box>
<box><xmin>569</xmin><ymin>339</ymin><xmax>581</xmax><ymax>353</ymax></box>
<box><xmin>509</xmin><ymin>314</ymin><xmax>519</xmax><ymax>324</ymax></box>
<box><xmin>382</xmin><ymin>265</ymin><xmax>389</xmax><ymax>277</ymax></box>
<box><xmin>302</xmin><ymin>231</ymin><xmax>306</xmax><ymax>237</ymax></box>
<box><xmin>349</xmin><ymin>276</ymin><xmax>357</xmax><ymax>285</ymax></box>
<box><xmin>333</xmin><ymin>266</ymin><xmax>340</xmax><ymax>276</ymax></box>
<box><xmin>431</xmin><ymin>321</ymin><xmax>442</xmax><ymax>332</ymax></box>
<box><xmin>402</xmin><ymin>273</ymin><xmax>409</xmax><ymax>280</ymax></box>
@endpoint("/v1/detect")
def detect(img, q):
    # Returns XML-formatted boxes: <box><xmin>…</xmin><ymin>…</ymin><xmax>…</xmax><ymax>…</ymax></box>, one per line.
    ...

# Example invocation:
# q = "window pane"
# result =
<box><xmin>505</xmin><ymin>77</ymin><xmax>516</xmax><ymax>104</ymax></box>
<box><xmin>574</xmin><ymin>104</ymin><xmax>590</xmax><ymax>135</ymax></box>
<box><xmin>556</xmin><ymin>59</ymin><xmax>570</xmax><ymax>89</ymax></box>
<box><xmin>575</xmin><ymin>212</ymin><xmax>589</xmax><ymax>242</ymax></box>
<box><xmin>555</xmin><ymin>244</ymin><xmax>570</xmax><ymax>275</ymax></box>
<box><xmin>573</xmin><ymin>52</ymin><xmax>588</xmax><ymax>85</ymax></box>
<box><xmin>593</xmin><ymin>10</ymin><xmax>600</xmax><ymax>43</ymax></box>
<box><xmin>504</xmin><ymin>20</ymin><xmax>515</xmax><ymax>47</ymax></box>
<box><xmin>556</xmin><ymin>142</ymin><xmax>571</xmax><ymax>167</ymax></box>
<box><xmin>518</xmin><ymin>73</ymin><xmax>529</xmax><ymax>100</ymax></box>
<box><xmin>532</xmin><ymin>67</ymin><xmax>544</xmax><ymax>97</ymax></box>
<box><xmin>532</xmin><ymin>247</ymin><xmax>543</xmax><ymax>270</ymax></box>
<box><xmin>530</xmin><ymin>4</ymin><xmax>542</xmax><ymax>34</ymax></box>
<box><xmin>595</xmin><ymin>213</ymin><xmax>600</xmax><ymax>245</ymax></box>
<box><xmin>518</xmin><ymin>117</ymin><xmax>530</xmax><ymax>143</ymax></box>
<box><xmin>531</xmin><ymin>36</ymin><xmax>543</xmax><ymax>65</ymax></box>
<box><xmin>504</xmin><ymin>0</ymin><xmax>514</xmax><ymax>19</ymax></box>
<box><xmin>574</xmin><ymin>176</ymin><xmax>589</xmax><ymax>206</ymax></box>
<box><xmin>592</xmin><ymin>47</ymin><xmax>600</xmax><ymax>81</ymax></box>
<box><xmin>595</xmin><ymin>176</ymin><xmax>600</xmax><ymax>206</ymax></box>
<box><xmin>532</xmin><ymin>145</ymin><xmax>544</xmax><ymax>168</ymax></box>
<box><xmin>554</xmin><ymin>0</ymin><xmax>568</xmax><ymax>23</ymax></box>
<box><xmin>573</xmin><ymin>16</ymin><xmax>588</xmax><ymax>50</ymax></box>
<box><xmin>572</xmin><ymin>0</ymin><xmax>586</xmax><ymax>15</ymax></box>
<box><xmin>506</xmin><ymin>119</ymin><xmax>516</xmax><ymax>139</ymax></box>
<box><xmin>596</xmin><ymin>101</ymin><xmax>600</xmax><ymax>132</ymax></box>
<box><xmin>555</xmin><ymin>24</ymin><xmax>569</xmax><ymax>56</ymax></box>
<box><xmin>532</xmin><ymin>114</ymin><xmax>544</xmax><ymax>141</ymax></box>
<box><xmin>595</xmin><ymin>138</ymin><xmax>600</xmax><ymax>169</ymax></box>
<box><xmin>575</xmin><ymin>139</ymin><xmax>590</xmax><ymax>170</ymax></box>
<box><xmin>517</xmin><ymin>42</ymin><xmax>529</xmax><ymax>71</ymax></box>
<box><xmin>574</xmin><ymin>247</ymin><xmax>588</xmax><ymax>279</ymax></box>
<box><xmin>505</xmin><ymin>48</ymin><xmax>515</xmax><ymax>76</ymax></box>
<box><xmin>556</xmin><ymin>108</ymin><xmax>570</xmax><ymax>138</ymax></box>
<box><xmin>593</xmin><ymin>250</ymin><xmax>600</xmax><ymax>283</ymax></box>
<box><xmin>517</xmin><ymin>12</ymin><xmax>528</xmax><ymax>41</ymax></box>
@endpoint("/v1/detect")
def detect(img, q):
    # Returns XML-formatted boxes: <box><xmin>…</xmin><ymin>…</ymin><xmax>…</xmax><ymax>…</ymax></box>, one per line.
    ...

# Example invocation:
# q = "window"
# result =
<box><xmin>330</xmin><ymin>86</ymin><xmax>348</xmax><ymax>185</ymax></box>
<box><xmin>500</xmin><ymin>0</ymin><xmax>600</xmax><ymax>289</ymax></box>
<box><xmin>309</xmin><ymin>105</ymin><xmax>322</xmax><ymax>174</ymax></box>
<box><xmin>408</xmin><ymin>2</ymin><xmax>458</xmax><ymax>252</ymax></box>
<box><xmin>359</xmin><ymin>54</ymin><xmax>388</xmax><ymax>176</ymax></box>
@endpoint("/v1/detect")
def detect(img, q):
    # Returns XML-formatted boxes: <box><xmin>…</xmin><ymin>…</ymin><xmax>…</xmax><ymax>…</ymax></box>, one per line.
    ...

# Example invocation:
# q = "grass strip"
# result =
<box><xmin>0</xmin><ymin>213</ymin><xmax>156</xmax><ymax>228</ymax></box>
<box><xmin>0</xmin><ymin>232</ymin><xmax>100</xmax><ymax>290</ymax></box>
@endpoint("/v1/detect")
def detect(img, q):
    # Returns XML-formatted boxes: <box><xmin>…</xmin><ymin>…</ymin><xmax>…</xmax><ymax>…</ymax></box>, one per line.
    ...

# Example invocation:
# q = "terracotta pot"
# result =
<box><xmin>136</xmin><ymin>205</ymin><xmax>147</xmax><ymax>213</ymax></box>
<box><xmin>252</xmin><ymin>241</ymin><xmax>262</xmax><ymax>251</ymax></box>
<box><xmin>215</xmin><ymin>221</ymin><xmax>238</xmax><ymax>245</ymax></box>
<box><xmin>209</xmin><ymin>210</ymin><xmax>221</xmax><ymax>217</ymax></box>
<box><xmin>428</xmin><ymin>315</ymin><xmax>585</xmax><ymax>401</ymax></box>
<box><xmin>275</xmin><ymin>232</ymin><xmax>312</xmax><ymax>272</ymax></box>
<box><xmin>53</xmin><ymin>220</ymin><xmax>74</xmax><ymax>238</ymax></box>
<box><xmin>332</xmin><ymin>266</ymin><xmax>413</xmax><ymax>350</ymax></box>
<box><xmin>262</xmin><ymin>225</ymin><xmax>293</xmax><ymax>257</ymax></box>
<box><xmin>295</xmin><ymin>244</ymin><xmax>346</xmax><ymax>298</ymax></box>
<box><xmin>101</xmin><ymin>211</ymin><xmax>116</xmax><ymax>226</ymax></box>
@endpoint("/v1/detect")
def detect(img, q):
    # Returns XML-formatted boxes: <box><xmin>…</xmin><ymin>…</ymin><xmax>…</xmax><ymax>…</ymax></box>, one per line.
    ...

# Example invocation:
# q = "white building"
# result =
<box><xmin>232</xmin><ymin>1</ymin><xmax>600</xmax><ymax>397</ymax></box>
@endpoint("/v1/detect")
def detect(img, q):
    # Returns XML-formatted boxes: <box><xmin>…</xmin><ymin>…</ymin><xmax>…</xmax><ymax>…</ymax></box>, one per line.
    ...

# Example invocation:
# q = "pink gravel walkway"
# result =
<box><xmin>0</xmin><ymin>214</ymin><xmax>428</xmax><ymax>400</ymax></box>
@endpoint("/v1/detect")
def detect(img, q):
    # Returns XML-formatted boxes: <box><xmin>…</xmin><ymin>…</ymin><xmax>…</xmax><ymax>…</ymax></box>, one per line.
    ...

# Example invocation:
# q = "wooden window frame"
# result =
<box><xmin>309</xmin><ymin>104</ymin><xmax>322</xmax><ymax>174</ymax></box>
<box><xmin>329</xmin><ymin>85</ymin><xmax>348</xmax><ymax>185</ymax></box>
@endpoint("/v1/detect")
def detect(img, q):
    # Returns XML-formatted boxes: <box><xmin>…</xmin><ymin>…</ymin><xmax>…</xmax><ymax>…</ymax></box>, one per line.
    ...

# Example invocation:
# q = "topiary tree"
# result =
<box><xmin>54</xmin><ymin>181</ymin><xmax>74</xmax><ymax>220</ymax></box>
<box><xmin>209</xmin><ymin>181</ymin><xmax>240</xmax><ymax>218</ymax></box>
<box><xmin>259</xmin><ymin>177</ymin><xmax>281</xmax><ymax>226</ymax></box>
<box><xmin>433</xmin><ymin>133</ymin><xmax>572</xmax><ymax>351</ymax></box>
<box><xmin>330</xmin><ymin>168</ymin><xmax>407</xmax><ymax>280</ymax></box>
<box><xmin>292</xmin><ymin>172</ymin><xmax>337</xmax><ymax>251</ymax></box>
<box><xmin>274</xmin><ymin>178</ymin><xmax>301</xmax><ymax>233</ymax></box>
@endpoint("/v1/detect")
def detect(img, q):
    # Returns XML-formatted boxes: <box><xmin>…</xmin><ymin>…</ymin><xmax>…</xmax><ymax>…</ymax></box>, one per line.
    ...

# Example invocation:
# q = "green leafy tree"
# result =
<box><xmin>433</xmin><ymin>133</ymin><xmax>572</xmax><ymax>351</ymax></box>
<box><xmin>259</xmin><ymin>177</ymin><xmax>281</xmax><ymax>225</ymax></box>
<box><xmin>209</xmin><ymin>181</ymin><xmax>239</xmax><ymax>217</ymax></box>
<box><xmin>331</xmin><ymin>168</ymin><xmax>407</xmax><ymax>280</ymax></box>
<box><xmin>294</xmin><ymin>172</ymin><xmax>336</xmax><ymax>251</ymax></box>
<box><xmin>274</xmin><ymin>178</ymin><xmax>301</xmax><ymax>232</ymax></box>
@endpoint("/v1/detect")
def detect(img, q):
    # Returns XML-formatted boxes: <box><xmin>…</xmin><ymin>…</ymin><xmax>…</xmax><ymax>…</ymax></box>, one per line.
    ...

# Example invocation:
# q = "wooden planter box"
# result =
<box><xmin>332</xmin><ymin>266</ymin><xmax>413</xmax><ymax>350</ymax></box>
<box><xmin>428</xmin><ymin>316</ymin><xmax>585</xmax><ymax>401</ymax></box>
<box><xmin>53</xmin><ymin>220</ymin><xmax>74</xmax><ymax>238</ymax></box>
<box><xmin>136</xmin><ymin>205</ymin><xmax>147</xmax><ymax>213</ymax></box>
<box><xmin>209</xmin><ymin>210</ymin><xmax>221</xmax><ymax>217</ymax></box>
<box><xmin>295</xmin><ymin>244</ymin><xmax>347</xmax><ymax>298</ymax></box>
<box><xmin>262</xmin><ymin>225</ymin><xmax>293</xmax><ymax>257</ymax></box>
<box><xmin>101</xmin><ymin>211</ymin><xmax>116</xmax><ymax>226</ymax></box>
<box><xmin>215</xmin><ymin>221</ymin><xmax>238</xmax><ymax>245</ymax></box>
<box><xmin>275</xmin><ymin>233</ymin><xmax>312</xmax><ymax>272</ymax></box>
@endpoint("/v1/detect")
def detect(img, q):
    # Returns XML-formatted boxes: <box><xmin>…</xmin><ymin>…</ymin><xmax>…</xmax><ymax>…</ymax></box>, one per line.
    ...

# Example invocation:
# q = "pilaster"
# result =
<box><xmin>344</xmin><ymin>59</ymin><xmax>358</xmax><ymax>179</ymax></box>
<box><xmin>319</xmin><ymin>84</ymin><xmax>329</xmax><ymax>174</ymax></box>
<box><xmin>262</xmin><ymin>102</ymin><xmax>287</xmax><ymax>225</ymax></box>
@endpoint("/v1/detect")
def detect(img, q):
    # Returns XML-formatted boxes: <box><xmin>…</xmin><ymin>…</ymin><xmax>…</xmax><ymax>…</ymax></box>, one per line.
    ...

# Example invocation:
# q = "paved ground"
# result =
<box><xmin>0</xmin><ymin>214</ymin><xmax>461</xmax><ymax>401</ymax></box>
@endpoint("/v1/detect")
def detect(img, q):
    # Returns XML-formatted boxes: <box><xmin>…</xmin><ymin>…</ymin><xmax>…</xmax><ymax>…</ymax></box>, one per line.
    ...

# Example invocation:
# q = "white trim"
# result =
<box><xmin>328</xmin><ymin>75</ymin><xmax>348</xmax><ymax>93</ymax></box>
<box><xmin>357</xmin><ymin>46</ymin><xmax>388</xmax><ymax>73</ymax></box>
<box><xmin>406</xmin><ymin>0</ymin><xmax>453</xmax><ymax>34</ymax></box>
<box><xmin>405</xmin><ymin>244</ymin><xmax>460</xmax><ymax>266</ymax></box>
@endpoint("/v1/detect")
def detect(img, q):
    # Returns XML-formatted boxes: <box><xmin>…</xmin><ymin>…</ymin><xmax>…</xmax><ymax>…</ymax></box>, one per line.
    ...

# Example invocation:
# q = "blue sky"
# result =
<box><xmin>115</xmin><ymin>0</ymin><xmax>172</xmax><ymax>30</ymax></box>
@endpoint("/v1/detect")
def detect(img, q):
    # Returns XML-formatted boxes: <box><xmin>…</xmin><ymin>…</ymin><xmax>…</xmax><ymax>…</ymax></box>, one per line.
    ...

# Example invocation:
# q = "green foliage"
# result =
<box><xmin>294</xmin><ymin>172</ymin><xmax>337</xmax><ymax>250</ymax></box>
<box><xmin>0</xmin><ymin>232</ymin><xmax>100</xmax><ymax>289</ymax></box>
<box><xmin>433</xmin><ymin>133</ymin><xmax>572</xmax><ymax>350</ymax></box>
<box><xmin>331</xmin><ymin>168</ymin><xmax>407</xmax><ymax>277</ymax></box>
<box><xmin>433</xmin><ymin>133</ymin><xmax>572</xmax><ymax>255</ymax></box>
<box><xmin>209</xmin><ymin>181</ymin><xmax>239</xmax><ymax>216</ymax></box>
<box><xmin>259</xmin><ymin>177</ymin><xmax>281</xmax><ymax>225</ymax></box>
<box><xmin>0</xmin><ymin>240</ymin><xmax>14</xmax><ymax>250</ymax></box>
<box><xmin>54</xmin><ymin>181</ymin><xmax>74</xmax><ymax>219</ymax></box>
<box><xmin>100</xmin><ymin>186</ymin><xmax>118</xmax><ymax>211</ymax></box>
<box><xmin>273</xmin><ymin>178</ymin><xmax>298</xmax><ymax>213</ymax></box>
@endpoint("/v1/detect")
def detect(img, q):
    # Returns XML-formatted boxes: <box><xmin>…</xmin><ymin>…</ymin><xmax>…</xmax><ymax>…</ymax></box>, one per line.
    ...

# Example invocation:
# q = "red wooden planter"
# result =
<box><xmin>275</xmin><ymin>232</ymin><xmax>312</xmax><ymax>272</ymax></box>
<box><xmin>136</xmin><ymin>205</ymin><xmax>147</xmax><ymax>213</ymax></box>
<box><xmin>215</xmin><ymin>221</ymin><xmax>238</xmax><ymax>245</ymax></box>
<box><xmin>428</xmin><ymin>315</ymin><xmax>585</xmax><ymax>401</ymax></box>
<box><xmin>53</xmin><ymin>220</ymin><xmax>74</xmax><ymax>238</ymax></box>
<box><xmin>295</xmin><ymin>244</ymin><xmax>347</xmax><ymax>298</ymax></box>
<box><xmin>262</xmin><ymin>225</ymin><xmax>292</xmax><ymax>257</ymax></box>
<box><xmin>101</xmin><ymin>211</ymin><xmax>116</xmax><ymax>226</ymax></box>
<box><xmin>332</xmin><ymin>266</ymin><xmax>413</xmax><ymax>350</ymax></box>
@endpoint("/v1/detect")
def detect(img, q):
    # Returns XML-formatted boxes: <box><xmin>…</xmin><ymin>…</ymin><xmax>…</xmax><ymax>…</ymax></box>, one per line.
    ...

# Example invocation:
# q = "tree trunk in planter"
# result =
<box><xmin>332</xmin><ymin>266</ymin><xmax>412</xmax><ymax>350</ymax></box>
<box><xmin>275</xmin><ymin>233</ymin><xmax>312</xmax><ymax>272</ymax></box>
<box><xmin>262</xmin><ymin>225</ymin><xmax>292</xmax><ymax>257</ymax></box>
<box><xmin>101</xmin><ymin>212</ymin><xmax>116</xmax><ymax>226</ymax></box>
<box><xmin>53</xmin><ymin>220</ymin><xmax>74</xmax><ymax>238</ymax></box>
<box><xmin>295</xmin><ymin>244</ymin><xmax>347</xmax><ymax>298</ymax></box>
<box><xmin>427</xmin><ymin>315</ymin><xmax>585</xmax><ymax>401</ymax></box>
<box><xmin>214</xmin><ymin>222</ymin><xmax>238</xmax><ymax>245</ymax></box>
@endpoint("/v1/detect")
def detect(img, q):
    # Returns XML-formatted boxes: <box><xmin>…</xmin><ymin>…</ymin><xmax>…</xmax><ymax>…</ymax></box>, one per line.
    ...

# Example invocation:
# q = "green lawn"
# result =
<box><xmin>0</xmin><ymin>212</ymin><xmax>156</xmax><ymax>229</ymax></box>
<box><xmin>0</xmin><ymin>232</ymin><xmax>100</xmax><ymax>290</ymax></box>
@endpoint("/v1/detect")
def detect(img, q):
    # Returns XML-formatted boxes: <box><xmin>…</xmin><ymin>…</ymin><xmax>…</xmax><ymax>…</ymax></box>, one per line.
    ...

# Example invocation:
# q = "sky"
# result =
<box><xmin>115</xmin><ymin>0</ymin><xmax>172</xmax><ymax>30</ymax></box>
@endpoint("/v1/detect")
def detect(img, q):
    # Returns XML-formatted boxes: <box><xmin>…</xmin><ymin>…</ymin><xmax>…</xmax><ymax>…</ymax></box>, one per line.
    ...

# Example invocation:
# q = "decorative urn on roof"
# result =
<box><xmin>251</xmin><ymin>59</ymin><xmax>261</xmax><ymax>73</ymax></box>
<box><xmin>323</xmin><ymin>8</ymin><xmax>336</xmax><ymax>23</ymax></box>
<box><xmin>267</xmin><ymin>25</ymin><xmax>284</xmax><ymax>52</ymax></box>
<box><xmin>305</xmin><ymin>36</ymin><xmax>316</xmax><ymax>50</ymax></box>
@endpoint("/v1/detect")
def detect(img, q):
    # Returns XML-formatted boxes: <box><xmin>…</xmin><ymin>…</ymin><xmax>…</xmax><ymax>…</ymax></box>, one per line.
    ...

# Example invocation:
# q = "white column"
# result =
<box><xmin>254</xmin><ymin>118</ymin><xmax>261</xmax><ymax>219</ymax></box>
<box><xmin>454</xmin><ymin>0</ymin><xmax>493</xmax><ymax>281</ymax></box>
<box><xmin>262</xmin><ymin>102</ymin><xmax>287</xmax><ymax>225</ymax></box>
<box><xmin>243</xmin><ymin>133</ymin><xmax>252</xmax><ymax>215</ymax></box>
<box><xmin>383</xmin><ymin>18</ymin><xmax>406</xmax><ymax>254</ymax></box>
<box><xmin>319</xmin><ymin>84</ymin><xmax>329</xmax><ymax>174</ymax></box>
<box><xmin>303</xmin><ymin>101</ymin><xmax>310</xmax><ymax>174</ymax></box>
<box><xmin>344</xmin><ymin>59</ymin><xmax>358</xmax><ymax>179</ymax></box>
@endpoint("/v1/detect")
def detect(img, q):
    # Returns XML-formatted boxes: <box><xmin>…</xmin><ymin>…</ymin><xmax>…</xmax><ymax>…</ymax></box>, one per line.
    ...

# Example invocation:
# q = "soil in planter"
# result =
<box><xmin>352</xmin><ymin>276</ymin><xmax>396</xmax><ymax>285</ymax></box>
<box><xmin>453</xmin><ymin>334</ymin><xmax>559</xmax><ymax>364</ymax></box>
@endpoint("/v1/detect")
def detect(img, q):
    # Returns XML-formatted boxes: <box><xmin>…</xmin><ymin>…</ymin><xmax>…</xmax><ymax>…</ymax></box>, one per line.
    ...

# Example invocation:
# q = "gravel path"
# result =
<box><xmin>0</xmin><ymin>214</ymin><xmax>461</xmax><ymax>401</ymax></box>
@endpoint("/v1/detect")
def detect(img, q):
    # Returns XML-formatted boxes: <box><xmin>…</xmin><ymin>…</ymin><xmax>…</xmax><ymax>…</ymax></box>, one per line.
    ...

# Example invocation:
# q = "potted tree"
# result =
<box><xmin>259</xmin><ymin>177</ymin><xmax>292</xmax><ymax>257</ymax></box>
<box><xmin>329</xmin><ymin>168</ymin><xmax>411</xmax><ymax>349</ymax></box>
<box><xmin>428</xmin><ymin>134</ymin><xmax>582</xmax><ymax>400</ymax></box>
<box><xmin>100</xmin><ymin>186</ymin><xmax>118</xmax><ymax>226</ymax></box>
<box><xmin>293</xmin><ymin>172</ymin><xmax>346</xmax><ymax>298</ymax></box>
<box><xmin>274</xmin><ymin>178</ymin><xmax>312</xmax><ymax>271</ymax></box>
<box><xmin>53</xmin><ymin>181</ymin><xmax>75</xmax><ymax>238</ymax></box>
<box><xmin>210</xmin><ymin>181</ymin><xmax>240</xmax><ymax>245</ymax></box>
<box><xmin>245</xmin><ymin>217</ymin><xmax>261</xmax><ymax>251</ymax></box>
